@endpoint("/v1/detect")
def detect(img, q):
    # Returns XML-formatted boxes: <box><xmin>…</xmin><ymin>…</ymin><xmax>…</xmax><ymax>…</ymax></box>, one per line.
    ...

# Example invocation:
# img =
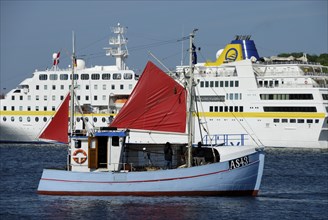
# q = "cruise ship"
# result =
<box><xmin>0</xmin><ymin>29</ymin><xmax>327</xmax><ymax>148</ymax></box>
<box><xmin>175</xmin><ymin>35</ymin><xmax>328</xmax><ymax>149</ymax></box>
<box><xmin>0</xmin><ymin>23</ymin><xmax>138</xmax><ymax>143</ymax></box>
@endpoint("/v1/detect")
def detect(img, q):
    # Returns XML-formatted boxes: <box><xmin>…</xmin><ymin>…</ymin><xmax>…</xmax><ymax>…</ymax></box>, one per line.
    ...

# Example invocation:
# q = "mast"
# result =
<box><xmin>70</xmin><ymin>31</ymin><xmax>76</xmax><ymax>137</ymax></box>
<box><xmin>187</xmin><ymin>29</ymin><xmax>198</xmax><ymax>167</ymax></box>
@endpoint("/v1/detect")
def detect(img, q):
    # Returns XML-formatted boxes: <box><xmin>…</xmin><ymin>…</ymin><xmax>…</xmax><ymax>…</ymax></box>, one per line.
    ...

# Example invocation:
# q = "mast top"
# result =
<box><xmin>104</xmin><ymin>23</ymin><xmax>129</xmax><ymax>70</ymax></box>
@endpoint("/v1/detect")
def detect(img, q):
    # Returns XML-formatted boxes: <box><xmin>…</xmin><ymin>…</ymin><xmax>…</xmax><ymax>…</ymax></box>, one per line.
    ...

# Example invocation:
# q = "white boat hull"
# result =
<box><xmin>37</xmin><ymin>151</ymin><xmax>264</xmax><ymax>196</ymax></box>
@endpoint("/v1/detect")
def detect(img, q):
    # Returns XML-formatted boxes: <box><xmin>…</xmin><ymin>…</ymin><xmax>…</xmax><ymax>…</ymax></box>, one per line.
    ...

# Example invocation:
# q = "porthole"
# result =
<box><xmin>35</xmin><ymin>117</ymin><xmax>39</xmax><ymax>122</ymax></box>
<box><xmin>76</xmin><ymin>117</ymin><xmax>80</xmax><ymax>122</ymax></box>
<box><xmin>19</xmin><ymin>117</ymin><xmax>23</xmax><ymax>122</ymax></box>
<box><xmin>93</xmin><ymin>117</ymin><xmax>97</xmax><ymax>122</ymax></box>
<box><xmin>27</xmin><ymin>117</ymin><xmax>31</xmax><ymax>122</ymax></box>
<box><xmin>3</xmin><ymin>116</ymin><xmax>6</xmax><ymax>121</ymax></box>
<box><xmin>43</xmin><ymin>117</ymin><xmax>47</xmax><ymax>122</ymax></box>
<box><xmin>11</xmin><ymin>117</ymin><xmax>14</xmax><ymax>122</ymax></box>
<box><xmin>102</xmin><ymin>117</ymin><xmax>106</xmax><ymax>122</ymax></box>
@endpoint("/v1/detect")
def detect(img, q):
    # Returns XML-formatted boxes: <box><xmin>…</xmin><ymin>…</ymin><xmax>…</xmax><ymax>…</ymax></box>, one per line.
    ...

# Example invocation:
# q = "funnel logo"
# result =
<box><xmin>225</xmin><ymin>48</ymin><xmax>238</xmax><ymax>61</ymax></box>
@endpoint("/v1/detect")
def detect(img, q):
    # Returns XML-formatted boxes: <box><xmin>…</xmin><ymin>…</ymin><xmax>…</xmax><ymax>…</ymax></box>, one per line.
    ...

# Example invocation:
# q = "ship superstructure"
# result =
<box><xmin>175</xmin><ymin>36</ymin><xmax>328</xmax><ymax>148</ymax></box>
<box><xmin>0</xmin><ymin>23</ymin><xmax>137</xmax><ymax>143</ymax></box>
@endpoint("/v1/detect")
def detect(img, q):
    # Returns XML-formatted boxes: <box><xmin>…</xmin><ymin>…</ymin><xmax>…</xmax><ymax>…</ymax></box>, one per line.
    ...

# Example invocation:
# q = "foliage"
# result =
<box><xmin>277</xmin><ymin>53</ymin><xmax>328</xmax><ymax>66</ymax></box>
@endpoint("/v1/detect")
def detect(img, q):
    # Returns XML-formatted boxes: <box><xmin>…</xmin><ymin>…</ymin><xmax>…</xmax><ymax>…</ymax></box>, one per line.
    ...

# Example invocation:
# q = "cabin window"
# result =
<box><xmin>60</xmin><ymin>74</ymin><xmax>68</xmax><ymax>80</ymax></box>
<box><xmin>85</xmin><ymin>96</ymin><xmax>89</xmax><ymax>101</ymax></box>
<box><xmin>3</xmin><ymin>116</ymin><xmax>6</xmax><ymax>121</ymax></box>
<box><xmin>214</xmin><ymin>106</ymin><xmax>218</xmax><ymax>112</ymax></box>
<box><xmin>200</xmin><ymin>81</ymin><xmax>204</xmax><ymax>88</ymax></box>
<box><xmin>112</xmin><ymin>85</ymin><xmax>115</xmax><ymax>90</ymax></box>
<box><xmin>81</xmin><ymin>74</ymin><xmax>89</xmax><ymax>80</ymax></box>
<box><xmin>60</xmin><ymin>96</ymin><xmax>64</xmax><ymax>100</ymax></box>
<box><xmin>297</xmin><ymin>119</ymin><xmax>305</xmax><ymax>123</ymax></box>
<box><xmin>44</xmin><ymin>85</ymin><xmax>47</xmax><ymax>90</ymax></box>
<box><xmin>124</xmin><ymin>73</ymin><xmax>133</xmax><ymax>79</ymax></box>
<box><xmin>20</xmin><ymin>96</ymin><xmax>23</xmax><ymax>100</ymax></box>
<box><xmin>19</xmin><ymin>117</ymin><xmax>22</xmax><ymax>122</ymax></box>
<box><xmin>11</xmin><ymin>96</ymin><xmax>15</xmax><ymax>100</ymax></box>
<box><xmin>94</xmin><ymin>85</ymin><xmax>98</xmax><ymax>90</ymax></box>
<box><xmin>35</xmin><ymin>106</ymin><xmax>39</xmax><ymax>111</ymax></box>
<box><xmin>11</xmin><ymin>106</ymin><xmax>14</xmax><ymax>111</ymax></box>
<box><xmin>52</xmin><ymin>95</ymin><xmax>55</xmax><ymax>101</ymax></box>
<box><xmin>220</xmin><ymin>81</ymin><xmax>224</xmax><ymax>87</ymax></box>
<box><xmin>39</xmin><ymin>74</ymin><xmax>48</xmax><ymax>80</ymax></box>
<box><xmin>94</xmin><ymin>96</ymin><xmax>97</xmax><ymax>101</ymax></box>
<box><xmin>210</xmin><ymin>81</ymin><xmax>214</xmax><ymax>87</ymax></box>
<box><xmin>52</xmin><ymin>85</ymin><xmax>56</xmax><ymax>90</ymax></box>
<box><xmin>102</xmin><ymin>117</ymin><xmax>106</xmax><ymax>122</ymax></box>
<box><xmin>27</xmin><ymin>106</ymin><xmax>31</xmax><ymax>111</ymax></box>
<box><xmin>306</xmin><ymin>119</ymin><xmax>313</xmax><ymax>123</ymax></box>
<box><xmin>77</xmin><ymin>96</ymin><xmax>80</xmax><ymax>101</ymax></box>
<box><xmin>209</xmin><ymin>106</ymin><xmax>213</xmax><ymax>112</ymax></box>
<box><xmin>28</xmin><ymin>95</ymin><xmax>31</xmax><ymax>100</ymax></box>
<box><xmin>234</xmin><ymin>106</ymin><xmax>238</xmax><ymax>112</ymax></box>
<box><xmin>219</xmin><ymin>106</ymin><xmax>223</xmax><ymax>112</ymax></box>
<box><xmin>224</xmin><ymin>106</ymin><xmax>228</xmax><ymax>112</ymax></box>
<box><xmin>60</xmin><ymin>85</ymin><xmax>64</xmax><ymax>90</ymax></box>
<box><xmin>103</xmin><ymin>85</ymin><xmax>106</xmax><ymax>90</ymax></box>
<box><xmin>230</xmin><ymin>81</ymin><xmax>234</xmax><ymax>87</ymax></box>
<box><xmin>215</xmin><ymin>81</ymin><xmax>219</xmax><ymax>87</ymax></box>
<box><xmin>70</xmin><ymin>74</ymin><xmax>79</xmax><ymax>80</ymax></box>
<box><xmin>112</xmin><ymin>136</ymin><xmax>119</xmax><ymax>147</ymax></box>
<box><xmin>43</xmin><ymin>117</ymin><xmax>47</xmax><ymax>122</ymax></box>
<box><xmin>52</xmin><ymin>106</ymin><xmax>55</xmax><ymax>111</ymax></box>
<box><xmin>102</xmin><ymin>95</ymin><xmax>106</xmax><ymax>100</ymax></box>
<box><xmin>225</xmin><ymin>81</ymin><xmax>229</xmax><ymax>87</ymax></box>
<box><xmin>76</xmin><ymin>117</ymin><xmax>80</xmax><ymax>122</ymax></box>
<box><xmin>205</xmin><ymin>81</ymin><xmax>209</xmax><ymax>87</ymax></box>
<box><xmin>50</xmin><ymin>74</ymin><xmax>58</xmax><ymax>80</ymax></box>
<box><xmin>235</xmin><ymin>81</ymin><xmax>239</xmax><ymax>87</ymax></box>
<box><xmin>229</xmin><ymin>106</ymin><xmax>233</xmax><ymax>112</ymax></box>
<box><xmin>36</xmin><ymin>85</ymin><xmax>39</xmax><ymax>90</ymax></box>
<box><xmin>290</xmin><ymin>119</ymin><xmax>296</xmax><ymax>123</ymax></box>
<box><xmin>315</xmin><ymin>119</ymin><xmax>319</xmax><ymax>123</ymax></box>
<box><xmin>3</xmin><ymin>106</ymin><xmax>7</xmax><ymax>111</ymax></box>
<box><xmin>27</xmin><ymin>117</ymin><xmax>31</xmax><ymax>122</ymax></box>
<box><xmin>113</xmin><ymin>73</ymin><xmax>122</xmax><ymax>80</ymax></box>
<box><xmin>102</xmin><ymin>73</ymin><xmax>111</xmax><ymax>80</ymax></box>
<box><xmin>85</xmin><ymin>117</ymin><xmax>89</xmax><ymax>122</ymax></box>
<box><xmin>35</xmin><ymin>117</ymin><xmax>39</xmax><ymax>122</ymax></box>
<box><xmin>273</xmin><ymin>119</ymin><xmax>280</xmax><ymax>123</ymax></box>
<box><xmin>44</xmin><ymin>106</ymin><xmax>47</xmax><ymax>111</ymax></box>
<box><xmin>75</xmin><ymin>140</ymin><xmax>82</xmax><ymax>149</ymax></box>
<box><xmin>11</xmin><ymin>117</ymin><xmax>14</xmax><ymax>122</ymax></box>
<box><xmin>239</xmin><ymin>106</ymin><xmax>244</xmax><ymax>112</ymax></box>
<box><xmin>91</xmin><ymin>73</ymin><xmax>100</xmax><ymax>80</ymax></box>
<box><xmin>36</xmin><ymin>95</ymin><xmax>39</xmax><ymax>101</ymax></box>
<box><xmin>86</xmin><ymin>85</ymin><xmax>89</xmax><ymax>90</ymax></box>
<box><xmin>93</xmin><ymin>117</ymin><xmax>97</xmax><ymax>122</ymax></box>
<box><xmin>120</xmin><ymin>85</ymin><xmax>124</xmax><ymax>90</ymax></box>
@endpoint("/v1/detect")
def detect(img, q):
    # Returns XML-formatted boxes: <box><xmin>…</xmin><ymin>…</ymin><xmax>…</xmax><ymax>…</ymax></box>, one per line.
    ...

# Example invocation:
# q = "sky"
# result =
<box><xmin>1</xmin><ymin>0</ymin><xmax>327</xmax><ymax>92</ymax></box>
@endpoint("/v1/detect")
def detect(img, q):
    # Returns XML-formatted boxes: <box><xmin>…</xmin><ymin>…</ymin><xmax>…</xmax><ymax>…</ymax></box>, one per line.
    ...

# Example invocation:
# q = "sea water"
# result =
<box><xmin>0</xmin><ymin>144</ymin><xmax>327</xmax><ymax>219</ymax></box>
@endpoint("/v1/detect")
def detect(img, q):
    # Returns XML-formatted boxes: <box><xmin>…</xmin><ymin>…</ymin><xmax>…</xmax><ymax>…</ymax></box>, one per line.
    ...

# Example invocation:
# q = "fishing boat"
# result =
<box><xmin>37</xmin><ymin>30</ymin><xmax>265</xmax><ymax>196</ymax></box>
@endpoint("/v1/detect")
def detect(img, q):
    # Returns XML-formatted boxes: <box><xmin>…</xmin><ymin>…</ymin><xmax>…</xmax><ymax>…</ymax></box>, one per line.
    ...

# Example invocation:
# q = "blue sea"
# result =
<box><xmin>0</xmin><ymin>144</ymin><xmax>327</xmax><ymax>219</ymax></box>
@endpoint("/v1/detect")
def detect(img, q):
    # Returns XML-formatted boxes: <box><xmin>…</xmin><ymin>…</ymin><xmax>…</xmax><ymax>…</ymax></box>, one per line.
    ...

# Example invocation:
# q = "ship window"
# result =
<box><xmin>297</xmin><ymin>119</ymin><xmax>304</xmax><ymax>123</ymax></box>
<box><xmin>19</xmin><ymin>106</ymin><xmax>23</xmax><ymax>111</ymax></box>
<box><xmin>20</xmin><ymin>96</ymin><xmax>23</xmax><ymax>100</ymax></box>
<box><xmin>36</xmin><ymin>85</ymin><xmax>39</xmax><ymax>90</ymax></box>
<box><xmin>215</xmin><ymin>81</ymin><xmax>219</xmax><ymax>87</ymax></box>
<box><xmin>36</xmin><ymin>106</ymin><xmax>39</xmax><ymax>111</ymax></box>
<box><xmin>113</xmin><ymin>73</ymin><xmax>122</xmax><ymax>80</ymax></box>
<box><xmin>229</xmin><ymin>106</ymin><xmax>233</xmax><ymax>112</ymax></box>
<box><xmin>124</xmin><ymin>73</ymin><xmax>133</xmax><ymax>79</ymax></box>
<box><xmin>94</xmin><ymin>96</ymin><xmax>97</xmax><ymax>101</ymax></box>
<box><xmin>43</xmin><ymin>117</ymin><xmax>47</xmax><ymax>122</ymax></box>
<box><xmin>27</xmin><ymin>106</ymin><xmax>31</xmax><ymax>111</ymax></box>
<box><xmin>103</xmin><ymin>85</ymin><xmax>106</xmax><ymax>90</ymax></box>
<box><xmin>205</xmin><ymin>81</ymin><xmax>209</xmax><ymax>87</ymax></box>
<box><xmin>36</xmin><ymin>95</ymin><xmax>39</xmax><ymax>100</ymax></box>
<box><xmin>220</xmin><ymin>81</ymin><xmax>224</xmax><ymax>87</ymax></box>
<box><xmin>209</xmin><ymin>106</ymin><xmax>213</xmax><ymax>112</ymax></box>
<box><xmin>86</xmin><ymin>96</ymin><xmax>89</xmax><ymax>101</ymax></box>
<box><xmin>44</xmin><ymin>85</ymin><xmax>47</xmax><ymax>90</ymax></box>
<box><xmin>120</xmin><ymin>85</ymin><xmax>124</xmax><ymax>90</ymax></box>
<box><xmin>60</xmin><ymin>96</ymin><xmax>64</xmax><ymax>100</ymax></box>
<box><xmin>3</xmin><ymin>116</ymin><xmax>6</xmax><ymax>121</ymax></box>
<box><xmin>11</xmin><ymin>96</ymin><xmax>15</xmax><ymax>100</ymax></box>
<box><xmin>322</xmin><ymin>94</ymin><xmax>328</xmax><ymax>100</ymax></box>
<box><xmin>224</xmin><ymin>106</ymin><xmax>228</xmax><ymax>112</ymax></box>
<box><xmin>77</xmin><ymin>96</ymin><xmax>80</xmax><ymax>100</ymax></box>
<box><xmin>52</xmin><ymin>106</ymin><xmax>55</xmax><ymax>111</ymax></box>
<box><xmin>112</xmin><ymin>136</ymin><xmax>119</xmax><ymax>147</ymax></box>
<box><xmin>214</xmin><ymin>106</ymin><xmax>218</xmax><ymax>112</ymax></box>
<box><xmin>315</xmin><ymin>119</ymin><xmax>319</xmax><ymax>123</ymax></box>
<box><xmin>306</xmin><ymin>119</ymin><xmax>313</xmax><ymax>123</ymax></box>
<box><xmin>102</xmin><ymin>95</ymin><xmax>106</xmax><ymax>100</ymax></box>
<box><xmin>39</xmin><ymin>74</ymin><xmax>48</xmax><ymax>80</ymax></box>
<box><xmin>234</xmin><ymin>106</ymin><xmax>238</xmax><ymax>112</ymax></box>
<box><xmin>70</xmin><ymin>74</ymin><xmax>79</xmax><ymax>80</ymax></box>
<box><xmin>3</xmin><ymin>106</ymin><xmax>6</xmax><ymax>111</ymax></box>
<box><xmin>11</xmin><ymin>117</ymin><xmax>14</xmax><ymax>122</ymax></box>
<box><xmin>240</xmin><ymin>106</ymin><xmax>243</xmax><ymax>112</ymax></box>
<box><xmin>52</xmin><ymin>85</ymin><xmax>56</xmax><ymax>90</ymax></box>
<box><xmin>86</xmin><ymin>85</ymin><xmax>89</xmax><ymax>90</ymax></box>
<box><xmin>273</xmin><ymin>119</ymin><xmax>279</xmax><ymax>123</ymax></box>
<box><xmin>219</xmin><ymin>106</ymin><xmax>223</xmax><ymax>112</ymax></box>
<box><xmin>230</xmin><ymin>81</ymin><xmax>234</xmax><ymax>87</ymax></box>
<box><xmin>50</xmin><ymin>74</ymin><xmax>58</xmax><ymax>80</ymax></box>
<box><xmin>102</xmin><ymin>117</ymin><xmax>106</xmax><ymax>122</ymax></box>
<box><xmin>94</xmin><ymin>85</ymin><xmax>98</xmax><ymax>90</ymax></box>
<box><xmin>210</xmin><ymin>81</ymin><xmax>214</xmax><ymax>87</ymax></box>
<box><xmin>290</xmin><ymin>119</ymin><xmax>296</xmax><ymax>123</ymax></box>
<box><xmin>19</xmin><ymin>117</ymin><xmax>22</xmax><ymax>122</ymax></box>
<box><xmin>11</xmin><ymin>106</ymin><xmax>14</xmax><ymax>111</ymax></box>
<box><xmin>102</xmin><ymin>73</ymin><xmax>111</xmax><ymax>80</ymax></box>
<box><xmin>27</xmin><ymin>117</ymin><xmax>31</xmax><ymax>122</ymax></box>
<box><xmin>229</xmin><ymin>93</ymin><xmax>233</xmax><ymax>100</ymax></box>
<box><xmin>81</xmin><ymin>74</ymin><xmax>89</xmax><ymax>80</ymax></box>
<box><xmin>93</xmin><ymin>117</ymin><xmax>97</xmax><ymax>122</ymax></box>
<box><xmin>44</xmin><ymin>106</ymin><xmax>47</xmax><ymax>111</ymax></box>
<box><xmin>52</xmin><ymin>95</ymin><xmax>55</xmax><ymax>101</ymax></box>
<box><xmin>200</xmin><ymin>81</ymin><xmax>204</xmax><ymax>88</ymax></box>
<box><xmin>235</xmin><ymin>81</ymin><xmax>239</xmax><ymax>87</ymax></box>
<box><xmin>60</xmin><ymin>74</ymin><xmax>68</xmax><ymax>80</ymax></box>
<box><xmin>91</xmin><ymin>73</ymin><xmax>100</xmax><ymax>80</ymax></box>
<box><xmin>35</xmin><ymin>117</ymin><xmax>39</xmax><ymax>122</ymax></box>
<box><xmin>85</xmin><ymin>117</ymin><xmax>89</xmax><ymax>122</ymax></box>
<box><xmin>112</xmin><ymin>85</ymin><xmax>115</xmax><ymax>90</ymax></box>
<box><xmin>225</xmin><ymin>81</ymin><xmax>229</xmax><ymax>87</ymax></box>
<box><xmin>259</xmin><ymin>81</ymin><xmax>263</xmax><ymax>87</ymax></box>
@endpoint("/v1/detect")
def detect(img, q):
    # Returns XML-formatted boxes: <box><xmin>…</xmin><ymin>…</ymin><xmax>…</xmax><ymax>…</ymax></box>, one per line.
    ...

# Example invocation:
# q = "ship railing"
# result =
<box><xmin>202</xmin><ymin>134</ymin><xmax>248</xmax><ymax>146</ymax></box>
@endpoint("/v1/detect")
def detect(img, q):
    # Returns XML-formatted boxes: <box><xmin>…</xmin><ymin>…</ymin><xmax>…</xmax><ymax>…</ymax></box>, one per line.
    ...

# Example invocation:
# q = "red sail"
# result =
<box><xmin>110</xmin><ymin>61</ymin><xmax>187</xmax><ymax>133</ymax></box>
<box><xmin>39</xmin><ymin>93</ymin><xmax>70</xmax><ymax>143</ymax></box>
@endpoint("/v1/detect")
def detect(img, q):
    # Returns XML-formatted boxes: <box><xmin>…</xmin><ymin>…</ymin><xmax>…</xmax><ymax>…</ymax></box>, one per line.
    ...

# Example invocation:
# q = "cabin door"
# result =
<box><xmin>97</xmin><ymin>137</ymin><xmax>108</xmax><ymax>168</ymax></box>
<box><xmin>88</xmin><ymin>137</ymin><xmax>98</xmax><ymax>169</ymax></box>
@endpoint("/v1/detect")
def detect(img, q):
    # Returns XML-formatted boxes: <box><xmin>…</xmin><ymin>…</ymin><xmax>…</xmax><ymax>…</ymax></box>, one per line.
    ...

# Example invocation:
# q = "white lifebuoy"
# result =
<box><xmin>72</xmin><ymin>149</ymin><xmax>87</xmax><ymax>164</ymax></box>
